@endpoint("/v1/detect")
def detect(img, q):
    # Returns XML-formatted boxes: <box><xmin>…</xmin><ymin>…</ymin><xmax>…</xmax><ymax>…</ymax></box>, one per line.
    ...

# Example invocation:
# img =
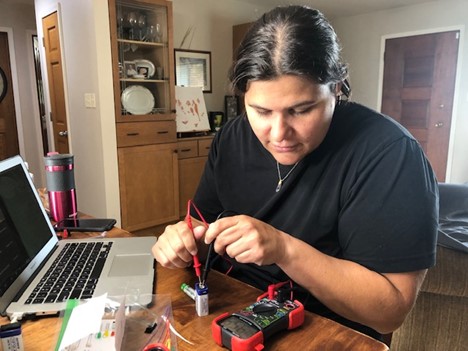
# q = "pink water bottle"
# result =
<box><xmin>44</xmin><ymin>153</ymin><xmax>78</xmax><ymax>222</ymax></box>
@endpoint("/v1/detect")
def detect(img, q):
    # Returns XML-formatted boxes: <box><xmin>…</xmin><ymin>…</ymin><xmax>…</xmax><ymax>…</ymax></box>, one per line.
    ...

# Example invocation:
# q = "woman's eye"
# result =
<box><xmin>255</xmin><ymin>109</ymin><xmax>271</xmax><ymax>116</ymax></box>
<box><xmin>290</xmin><ymin>108</ymin><xmax>311</xmax><ymax>116</ymax></box>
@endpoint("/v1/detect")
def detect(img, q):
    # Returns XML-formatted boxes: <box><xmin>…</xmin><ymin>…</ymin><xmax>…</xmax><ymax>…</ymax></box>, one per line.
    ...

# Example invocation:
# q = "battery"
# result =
<box><xmin>0</xmin><ymin>322</ymin><xmax>24</xmax><ymax>351</ymax></box>
<box><xmin>195</xmin><ymin>283</ymin><xmax>209</xmax><ymax>316</ymax></box>
<box><xmin>181</xmin><ymin>283</ymin><xmax>196</xmax><ymax>300</ymax></box>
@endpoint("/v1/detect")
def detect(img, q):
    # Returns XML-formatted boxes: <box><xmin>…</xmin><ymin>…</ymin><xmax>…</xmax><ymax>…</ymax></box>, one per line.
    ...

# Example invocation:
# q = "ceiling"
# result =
<box><xmin>231</xmin><ymin>0</ymin><xmax>441</xmax><ymax>18</ymax></box>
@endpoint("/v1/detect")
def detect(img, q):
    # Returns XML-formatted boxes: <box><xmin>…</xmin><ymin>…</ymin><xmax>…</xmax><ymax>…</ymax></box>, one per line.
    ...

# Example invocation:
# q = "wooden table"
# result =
<box><xmin>0</xmin><ymin>227</ymin><xmax>389</xmax><ymax>351</ymax></box>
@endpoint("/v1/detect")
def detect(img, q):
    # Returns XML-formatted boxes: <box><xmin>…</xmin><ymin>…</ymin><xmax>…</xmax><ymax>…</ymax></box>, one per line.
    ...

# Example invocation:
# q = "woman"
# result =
<box><xmin>152</xmin><ymin>6</ymin><xmax>438</xmax><ymax>340</ymax></box>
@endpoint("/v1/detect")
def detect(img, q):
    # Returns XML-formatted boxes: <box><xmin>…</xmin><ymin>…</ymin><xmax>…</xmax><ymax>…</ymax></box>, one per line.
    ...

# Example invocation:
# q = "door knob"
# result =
<box><xmin>434</xmin><ymin>122</ymin><xmax>444</xmax><ymax>128</ymax></box>
<box><xmin>58</xmin><ymin>131</ymin><xmax>68</xmax><ymax>137</ymax></box>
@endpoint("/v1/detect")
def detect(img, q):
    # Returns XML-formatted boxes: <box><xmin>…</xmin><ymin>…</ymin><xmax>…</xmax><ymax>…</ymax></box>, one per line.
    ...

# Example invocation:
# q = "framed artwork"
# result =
<box><xmin>175</xmin><ymin>86</ymin><xmax>210</xmax><ymax>133</ymax></box>
<box><xmin>225</xmin><ymin>95</ymin><xmax>239</xmax><ymax>121</ymax></box>
<box><xmin>124</xmin><ymin>61</ymin><xmax>137</xmax><ymax>78</ymax></box>
<box><xmin>174</xmin><ymin>49</ymin><xmax>212</xmax><ymax>93</ymax></box>
<box><xmin>208</xmin><ymin>111</ymin><xmax>225</xmax><ymax>131</ymax></box>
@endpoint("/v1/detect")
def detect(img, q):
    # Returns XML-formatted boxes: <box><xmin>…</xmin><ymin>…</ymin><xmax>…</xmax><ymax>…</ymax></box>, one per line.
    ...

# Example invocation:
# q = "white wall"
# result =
<box><xmin>0</xmin><ymin>1</ymin><xmax>45</xmax><ymax>186</ymax></box>
<box><xmin>172</xmin><ymin>0</ymin><xmax>268</xmax><ymax>112</ymax></box>
<box><xmin>332</xmin><ymin>0</ymin><xmax>468</xmax><ymax>183</ymax></box>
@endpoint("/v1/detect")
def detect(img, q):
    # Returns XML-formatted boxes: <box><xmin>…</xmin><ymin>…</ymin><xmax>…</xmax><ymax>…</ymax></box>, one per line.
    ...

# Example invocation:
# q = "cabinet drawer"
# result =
<box><xmin>117</xmin><ymin>121</ymin><xmax>176</xmax><ymax>147</ymax></box>
<box><xmin>198</xmin><ymin>138</ymin><xmax>213</xmax><ymax>156</ymax></box>
<box><xmin>177</xmin><ymin>140</ymin><xmax>198</xmax><ymax>159</ymax></box>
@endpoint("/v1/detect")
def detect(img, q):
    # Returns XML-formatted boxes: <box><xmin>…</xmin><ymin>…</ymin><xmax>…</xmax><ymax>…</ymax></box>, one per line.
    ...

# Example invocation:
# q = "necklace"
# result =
<box><xmin>275</xmin><ymin>161</ymin><xmax>299</xmax><ymax>192</ymax></box>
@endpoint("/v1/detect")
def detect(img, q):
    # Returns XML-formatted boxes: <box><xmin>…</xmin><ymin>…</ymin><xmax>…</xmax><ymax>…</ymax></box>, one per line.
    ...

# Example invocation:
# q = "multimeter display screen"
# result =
<box><xmin>219</xmin><ymin>316</ymin><xmax>258</xmax><ymax>339</ymax></box>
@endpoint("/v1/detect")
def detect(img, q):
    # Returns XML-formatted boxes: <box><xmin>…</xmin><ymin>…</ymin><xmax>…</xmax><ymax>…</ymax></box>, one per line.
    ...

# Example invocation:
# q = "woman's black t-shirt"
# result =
<box><xmin>192</xmin><ymin>102</ymin><xmax>438</xmax><ymax>339</ymax></box>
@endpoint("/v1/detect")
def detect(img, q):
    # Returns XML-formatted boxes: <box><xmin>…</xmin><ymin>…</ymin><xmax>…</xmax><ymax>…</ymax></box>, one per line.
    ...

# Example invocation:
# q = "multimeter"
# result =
<box><xmin>212</xmin><ymin>296</ymin><xmax>304</xmax><ymax>351</ymax></box>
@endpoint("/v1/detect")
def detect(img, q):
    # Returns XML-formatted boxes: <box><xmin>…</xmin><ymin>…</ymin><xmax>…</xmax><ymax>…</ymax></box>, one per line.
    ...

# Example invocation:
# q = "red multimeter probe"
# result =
<box><xmin>212</xmin><ymin>283</ymin><xmax>305</xmax><ymax>351</ymax></box>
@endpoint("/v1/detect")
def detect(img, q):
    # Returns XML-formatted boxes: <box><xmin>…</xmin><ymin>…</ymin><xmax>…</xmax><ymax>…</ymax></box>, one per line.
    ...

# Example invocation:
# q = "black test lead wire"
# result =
<box><xmin>200</xmin><ymin>241</ymin><xmax>215</xmax><ymax>287</ymax></box>
<box><xmin>200</xmin><ymin>210</ymin><xmax>238</xmax><ymax>287</ymax></box>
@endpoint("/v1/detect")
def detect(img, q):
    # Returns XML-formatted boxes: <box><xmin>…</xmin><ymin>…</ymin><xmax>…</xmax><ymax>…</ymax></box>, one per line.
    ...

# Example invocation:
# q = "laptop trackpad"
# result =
<box><xmin>108</xmin><ymin>254</ymin><xmax>151</xmax><ymax>277</ymax></box>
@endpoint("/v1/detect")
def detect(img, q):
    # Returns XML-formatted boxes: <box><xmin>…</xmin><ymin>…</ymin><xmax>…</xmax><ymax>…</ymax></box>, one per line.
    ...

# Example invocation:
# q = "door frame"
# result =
<box><xmin>377</xmin><ymin>26</ymin><xmax>464</xmax><ymax>182</ymax></box>
<box><xmin>0</xmin><ymin>27</ymin><xmax>25</xmax><ymax>157</ymax></box>
<box><xmin>26</xmin><ymin>29</ymin><xmax>48</xmax><ymax>187</ymax></box>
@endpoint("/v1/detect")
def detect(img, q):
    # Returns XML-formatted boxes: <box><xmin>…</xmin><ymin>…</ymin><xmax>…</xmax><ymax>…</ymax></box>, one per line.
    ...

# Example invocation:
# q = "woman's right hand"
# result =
<box><xmin>152</xmin><ymin>220</ymin><xmax>207</xmax><ymax>269</ymax></box>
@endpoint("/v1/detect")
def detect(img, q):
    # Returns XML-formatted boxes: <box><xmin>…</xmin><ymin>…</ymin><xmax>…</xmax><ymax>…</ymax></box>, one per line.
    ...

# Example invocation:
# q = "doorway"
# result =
<box><xmin>381</xmin><ymin>31</ymin><xmax>459</xmax><ymax>182</ymax></box>
<box><xmin>42</xmin><ymin>11</ymin><xmax>70</xmax><ymax>154</ymax></box>
<box><xmin>0</xmin><ymin>31</ymin><xmax>20</xmax><ymax>160</ymax></box>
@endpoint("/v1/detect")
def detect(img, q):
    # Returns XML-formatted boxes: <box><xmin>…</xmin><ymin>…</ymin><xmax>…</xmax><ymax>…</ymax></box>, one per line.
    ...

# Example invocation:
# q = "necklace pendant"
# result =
<box><xmin>276</xmin><ymin>179</ymin><xmax>282</xmax><ymax>192</ymax></box>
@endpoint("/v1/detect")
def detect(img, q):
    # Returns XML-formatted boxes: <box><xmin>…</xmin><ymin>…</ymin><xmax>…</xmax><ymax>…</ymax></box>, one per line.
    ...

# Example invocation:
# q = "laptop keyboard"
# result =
<box><xmin>25</xmin><ymin>241</ymin><xmax>113</xmax><ymax>304</ymax></box>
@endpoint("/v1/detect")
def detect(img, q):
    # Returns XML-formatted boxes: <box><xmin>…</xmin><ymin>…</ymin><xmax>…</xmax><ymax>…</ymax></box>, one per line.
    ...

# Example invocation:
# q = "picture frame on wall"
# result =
<box><xmin>225</xmin><ymin>95</ymin><xmax>239</xmax><ymax>121</ymax></box>
<box><xmin>174</xmin><ymin>49</ymin><xmax>212</xmax><ymax>93</ymax></box>
<box><xmin>208</xmin><ymin>111</ymin><xmax>225</xmax><ymax>132</ymax></box>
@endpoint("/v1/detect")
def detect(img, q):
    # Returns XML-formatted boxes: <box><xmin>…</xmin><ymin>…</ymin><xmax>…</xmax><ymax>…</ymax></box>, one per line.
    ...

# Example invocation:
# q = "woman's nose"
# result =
<box><xmin>270</xmin><ymin>114</ymin><xmax>289</xmax><ymax>141</ymax></box>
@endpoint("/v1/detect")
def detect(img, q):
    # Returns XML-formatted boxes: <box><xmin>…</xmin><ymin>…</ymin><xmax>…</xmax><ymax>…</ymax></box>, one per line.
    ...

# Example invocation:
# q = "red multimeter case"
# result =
<box><xmin>212</xmin><ymin>297</ymin><xmax>304</xmax><ymax>351</ymax></box>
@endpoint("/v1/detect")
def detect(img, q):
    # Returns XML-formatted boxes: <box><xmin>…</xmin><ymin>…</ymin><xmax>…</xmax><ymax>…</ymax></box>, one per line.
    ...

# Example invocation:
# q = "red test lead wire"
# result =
<box><xmin>185</xmin><ymin>200</ymin><xmax>208</xmax><ymax>285</ymax></box>
<box><xmin>192</xmin><ymin>255</ymin><xmax>202</xmax><ymax>283</ymax></box>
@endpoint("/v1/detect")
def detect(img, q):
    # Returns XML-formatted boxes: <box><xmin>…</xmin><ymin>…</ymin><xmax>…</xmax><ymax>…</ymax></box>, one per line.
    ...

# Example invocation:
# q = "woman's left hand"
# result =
<box><xmin>204</xmin><ymin>215</ymin><xmax>287</xmax><ymax>265</ymax></box>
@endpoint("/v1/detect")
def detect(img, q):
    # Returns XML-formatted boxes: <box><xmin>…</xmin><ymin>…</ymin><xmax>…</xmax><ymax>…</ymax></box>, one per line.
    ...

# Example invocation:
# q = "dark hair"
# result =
<box><xmin>229</xmin><ymin>6</ymin><xmax>351</xmax><ymax>97</ymax></box>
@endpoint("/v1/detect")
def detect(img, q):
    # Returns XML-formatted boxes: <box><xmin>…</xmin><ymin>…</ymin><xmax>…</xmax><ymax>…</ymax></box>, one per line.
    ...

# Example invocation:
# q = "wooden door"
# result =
<box><xmin>42</xmin><ymin>12</ymin><xmax>70</xmax><ymax>154</ymax></box>
<box><xmin>381</xmin><ymin>31</ymin><xmax>459</xmax><ymax>182</ymax></box>
<box><xmin>233</xmin><ymin>22</ymin><xmax>252</xmax><ymax>59</ymax></box>
<box><xmin>0</xmin><ymin>32</ymin><xmax>20</xmax><ymax>160</ymax></box>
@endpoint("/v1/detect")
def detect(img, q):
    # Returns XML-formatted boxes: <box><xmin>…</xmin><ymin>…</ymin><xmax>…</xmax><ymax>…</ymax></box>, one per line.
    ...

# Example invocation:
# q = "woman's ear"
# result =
<box><xmin>335</xmin><ymin>82</ymin><xmax>343</xmax><ymax>96</ymax></box>
<box><xmin>334</xmin><ymin>82</ymin><xmax>343</xmax><ymax>102</ymax></box>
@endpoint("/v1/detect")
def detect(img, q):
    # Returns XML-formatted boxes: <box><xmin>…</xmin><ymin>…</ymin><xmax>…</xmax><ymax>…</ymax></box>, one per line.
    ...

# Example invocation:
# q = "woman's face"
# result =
<box><xmin>244</xmin><ymin>75</ymin><xmax>338</xmax><ymax>165</ymax></box>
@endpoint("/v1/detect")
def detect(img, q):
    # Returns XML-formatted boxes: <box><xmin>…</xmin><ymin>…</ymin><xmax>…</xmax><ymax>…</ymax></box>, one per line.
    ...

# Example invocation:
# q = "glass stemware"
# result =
<box><xmin>155</xmin><ymin>23</ymin><xmax>162</xmax><ymax>42</ymax></box>
<box><xmin>117</xmin><ymin>10</ymin><xmax>125</xmax><ymax>39</ymax></box>
<box><xmin>146</xmin><ymin>25</ymin><xmax>155</xmax><ymax>42</ymax></box>
<box><xmin>138</xmin><ymin>13</ymin><xmax>146</xmax><ymax>41</ymax></box>
<box><xmin>127</xmin><ymin>12</ymin><xmax>137</xmax><ymax>40</ymax></box>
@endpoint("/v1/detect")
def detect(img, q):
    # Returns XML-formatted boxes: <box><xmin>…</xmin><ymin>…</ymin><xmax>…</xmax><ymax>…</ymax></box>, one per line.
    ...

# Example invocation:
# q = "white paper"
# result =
<box><xmin>59</xmin><ymin>294</ymin><xmax>107</xmax><ymax>350</ymax></box>
<box><xmin>59</xmin><ymin>319</ymin><xmax>117</xmax><ymax>351</ymax></box>
<box><xmin>175</xmin><ymin>86</ymin><xmax>210</xmax><ymax>132</ymax></box>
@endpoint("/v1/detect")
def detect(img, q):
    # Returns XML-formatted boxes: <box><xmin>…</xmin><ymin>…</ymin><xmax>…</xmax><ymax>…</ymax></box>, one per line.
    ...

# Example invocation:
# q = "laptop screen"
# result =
<box><xmin>0</xmin><ymin>163</ymin><xmax>54</xmax><ymax>297</ymax></box>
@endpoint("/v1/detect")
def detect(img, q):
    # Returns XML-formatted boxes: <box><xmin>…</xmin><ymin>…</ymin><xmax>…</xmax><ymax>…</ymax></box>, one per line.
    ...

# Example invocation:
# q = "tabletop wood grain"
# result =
<box><xmin>0</xmin><ymin>226</ymin><xmax>389</xmax><ymax>351</ymax></box>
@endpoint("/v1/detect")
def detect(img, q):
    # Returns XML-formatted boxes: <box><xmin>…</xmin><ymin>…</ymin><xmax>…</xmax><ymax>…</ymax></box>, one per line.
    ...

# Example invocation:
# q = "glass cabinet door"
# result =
<box><xmin>110</xmin><ymin>0</ymin><xmax>174</xmax><ymax>122</ymax></box>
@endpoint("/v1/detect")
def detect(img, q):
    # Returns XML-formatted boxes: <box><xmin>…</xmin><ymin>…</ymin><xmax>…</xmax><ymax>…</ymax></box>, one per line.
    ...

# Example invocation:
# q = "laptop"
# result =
<box><xmin>0</xmin><ymin>155</ymin><xmax>156</xmax><ymax>319</ymax></box>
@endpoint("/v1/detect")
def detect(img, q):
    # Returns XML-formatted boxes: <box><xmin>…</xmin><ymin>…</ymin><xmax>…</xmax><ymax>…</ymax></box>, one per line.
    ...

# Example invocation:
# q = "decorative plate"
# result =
<box><xmin>121</xmin><ymin>85</ymin><xmax>154</xmax><ymax>115</ymax></box>
<box><xmin>134</xmin><ymin>59</ymin><xmax>155</xmax><ymax>78</ymax></box>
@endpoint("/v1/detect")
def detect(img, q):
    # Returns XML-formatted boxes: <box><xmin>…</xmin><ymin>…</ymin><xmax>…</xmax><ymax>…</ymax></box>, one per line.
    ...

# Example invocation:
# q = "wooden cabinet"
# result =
<box><xmin>108</xmin><ymin>0</ymin><xmax>178</xmax><ymax>231</ymax></box>
<box><xmin>118</xmin><ymin>143</ymin><xmax>178</xmax><ymax>231</ymax></box>
<box><xmin>177</xmin><ymin>136</ymin><xmax>213</xmax><ymax>216</ymax></box>
<box><xmin>109</xmin><ymin>0</ymin><xmax>175</xmax><ymax>122</ymax></box>
<box><xmin>116</xmin><ymin>121</ymin><xmax>176</xmax><ymax>147</ymax></box>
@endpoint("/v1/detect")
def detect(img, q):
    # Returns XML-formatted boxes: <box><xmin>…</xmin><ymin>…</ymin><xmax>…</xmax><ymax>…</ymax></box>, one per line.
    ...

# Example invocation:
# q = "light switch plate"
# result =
<box><xmin>84</xmin><ymin>93</ymin><xmax>96</xmax><ymax>108</ymax></box>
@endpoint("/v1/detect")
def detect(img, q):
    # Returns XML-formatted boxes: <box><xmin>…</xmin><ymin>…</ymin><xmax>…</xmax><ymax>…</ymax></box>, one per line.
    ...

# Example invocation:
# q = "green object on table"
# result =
<box><xmin>54</xmin><ymin>299</ymin><xmax>80</xmax><ymax>351</ymax></box>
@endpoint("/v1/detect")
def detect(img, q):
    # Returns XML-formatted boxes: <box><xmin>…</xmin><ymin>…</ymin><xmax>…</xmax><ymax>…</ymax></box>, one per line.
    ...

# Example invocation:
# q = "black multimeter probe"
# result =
<box><xmin>200</xmin><ymin>210</ymin><xmax>238</xmax><ymax>286</ymax></box>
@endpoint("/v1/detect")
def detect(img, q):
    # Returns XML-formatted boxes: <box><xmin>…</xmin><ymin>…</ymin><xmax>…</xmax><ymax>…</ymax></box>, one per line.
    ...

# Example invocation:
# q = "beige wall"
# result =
<box><xmin>171</xmin><ymin>0</ymin><xmax>269</xmax><ymax>112</ymax></box>
<box><xmin>332</xmin><ymin>0</ymin><xmax>468</xmax><ymax>183</ymax></box>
